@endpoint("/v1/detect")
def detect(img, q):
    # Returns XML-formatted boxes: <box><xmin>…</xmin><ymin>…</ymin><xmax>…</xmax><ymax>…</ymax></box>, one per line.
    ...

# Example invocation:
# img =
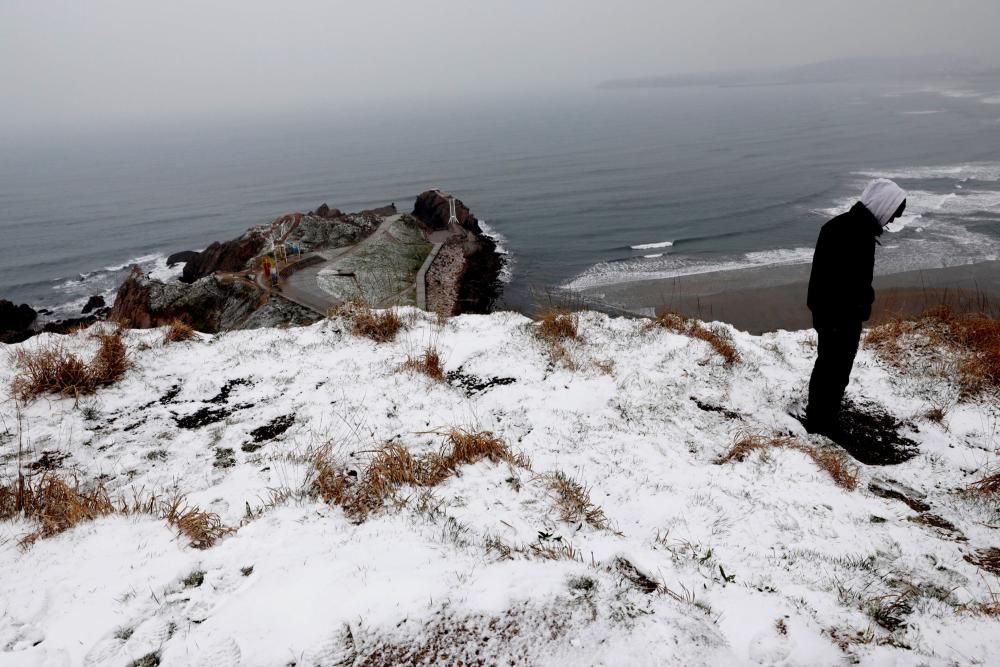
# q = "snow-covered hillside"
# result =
<box><xmin>1</xmin><ymin>310</ymin><xmax>999</xmax><ymax>666</ymax></box>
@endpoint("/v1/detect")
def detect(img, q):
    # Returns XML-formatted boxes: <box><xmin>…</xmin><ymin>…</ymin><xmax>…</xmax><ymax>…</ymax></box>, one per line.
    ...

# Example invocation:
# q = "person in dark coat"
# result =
<box><xmin>806</xmin><ymin>178</ymin><xmax>907</xmax><ymax>434</ymax></box>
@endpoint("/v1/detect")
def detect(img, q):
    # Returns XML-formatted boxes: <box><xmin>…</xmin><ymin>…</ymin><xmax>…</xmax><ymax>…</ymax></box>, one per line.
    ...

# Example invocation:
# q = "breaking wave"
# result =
<box><xmin>630</xmin><ymin>240</ymin><xmax>674</xmax><ymax>250</ymax></box>
<box><xmin>479</xmin><ymin>220</ymin><xmax>514</xmax><ymax>284</ymax></box>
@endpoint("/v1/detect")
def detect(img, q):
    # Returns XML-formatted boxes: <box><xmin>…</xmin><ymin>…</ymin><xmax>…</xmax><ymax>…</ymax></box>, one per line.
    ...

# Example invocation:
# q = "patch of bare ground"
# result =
<box><xmin>865</xmin><ymin>306</ymin><xmax>1000</xmax><ymax>398</ymax></box>
<box><xmin>0</xmin><ymin>472</ymin><xmax>230</xmax><ymax>549</ymax></box>
<box><xmin>964</xmin><ymin>548</ymin><xmax>1000</xmax><ymax>576</ymax></box>
<box><xmin>9</xmin><ymin>328</ymin><xmax>131</xmax><ymax>402</ymax></box>
<box><xmin>312</xmin><ymin>429</ymin><xmax>530</xmax><ymax>521</ymax></box>
<box><xmin>333</xmin><ymin>300</ymin><xmax>403</xmax><ymax>343</ymax></box>
<box><xmin>646</xmin><ymin>311</ymin><xmax>741</xmax><ymax>365</ymax></box>
<box><xmin>717</xmin><ymin>432</ymin><xmax>859</xmax><ymax>491</ymax></box>
<box><xmin>164</xmin><ymin>319</ymin><xmax>195</xmax><ymax>343</ymax></box>
<box><xmin>400</xmin><ymin>346</ymin><xmax>445</xmax><ymax>381</ymax></box>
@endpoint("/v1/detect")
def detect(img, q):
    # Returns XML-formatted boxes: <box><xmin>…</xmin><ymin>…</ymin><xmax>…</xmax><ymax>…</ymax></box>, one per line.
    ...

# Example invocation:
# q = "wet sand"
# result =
<box><xmin>579</xmin><ymin>261</ymin><xmax>1000</xmax><ymax>334</ymax></box>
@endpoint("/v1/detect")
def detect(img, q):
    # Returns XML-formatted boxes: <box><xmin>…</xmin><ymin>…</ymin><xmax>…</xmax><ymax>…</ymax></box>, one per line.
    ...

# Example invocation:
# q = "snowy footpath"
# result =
<box><xmin>1</xmin><ymin>310</ymin><xmax>999</xmax><ymax>666</ymax></box>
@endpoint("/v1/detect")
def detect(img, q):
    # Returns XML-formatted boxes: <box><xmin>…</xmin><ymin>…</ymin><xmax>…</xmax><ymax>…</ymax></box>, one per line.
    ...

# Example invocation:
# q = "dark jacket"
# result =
<box><xmin>807</xmin><ymin>202</ymin><xmax>883</xmax><ymax>325</ymax></box>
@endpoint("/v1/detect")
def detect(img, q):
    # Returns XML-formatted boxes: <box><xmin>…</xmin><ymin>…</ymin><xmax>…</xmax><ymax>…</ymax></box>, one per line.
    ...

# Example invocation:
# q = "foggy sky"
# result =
<box><xmin>3</xmin><ymin>0</ymin><xmax>1000</xmax><ymax>133</ymax></box>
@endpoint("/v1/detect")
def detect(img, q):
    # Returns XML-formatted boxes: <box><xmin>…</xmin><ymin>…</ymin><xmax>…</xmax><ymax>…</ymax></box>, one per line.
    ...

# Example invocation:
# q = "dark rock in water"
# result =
<box><xmin>0</xmin><ymin>299</ymin><xmax>38</xmax><ymax>343</ymax></box>
<box><xmin>316</xmin><ymin>203</ymin><xmax>331</xmax><ymax>218</ymax></box>
<box><xmin>412</xmin><ymin>190</ymin><xmax>482</xmax><ymax>233</ymax></box>
<box><xmin>413</xmin><ymin>191</ymin><xmax>503</xmax><ymax>315</ymax></box>
<box><xmin>43</xmin><ymin>315</ymin><xmax>99</xmax><ymax>335</ymax></box>
<box><xmin>82</xmin><ymin>295</ymin><xmax>106</xmax><ymax>314</ymax></box>
<box><xmin>182</xmin><ymin>230</ymin><xmax>267</xmax><ymax>283</ymax></box>
<box><xmin>111</xmin><ymin>268</ymin><xmax>262</xmax><ymax>332</ymax></box>
<box><xmin>167</xmin><ymin>250</ymin><xmax>199</xmax><ymax>267</ymax></box>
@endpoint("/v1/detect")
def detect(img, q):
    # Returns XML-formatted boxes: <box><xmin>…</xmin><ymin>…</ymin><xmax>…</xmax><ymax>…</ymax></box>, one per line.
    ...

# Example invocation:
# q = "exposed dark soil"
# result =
<box><xmin>868</xmin><ymin>480</ymin><xmax>930</xmax><ymax>512</ymax></box>
<box><xmin>208</xmin><ymin>378</ymin><xmax>253</xmax><ymax>404</ymax></box>
<box><xmin>242</xmin><ymin>414</ymin><xmax>295</xmax><ymax>452</ymax></box>
<box><xmin>691</xmin><ymin>398</ymin><xmax>742</xmax><ymax>421</ymax></box>
<box><xmin>446</xmin><ymin>367</ymin><xmax>516</xmax><ymax>397</ymax></box>
<box><xmin>964</xmin><ymin>548</ymin><xmax>1000</xmax><ymax>575</ymax></box>
<box><xmin>29</xmin><ymin>450</ymin><xmax>70</xmax><ymax>470</ymax></box>
<box><xmin>908</xmin><ymin>512</ymin><xmax>966</xmax><ymax>540</ymax></box>
<box><xmin>160</xmin><ymin>384</ymin><xmax>182</xmax><ymax>405</ymax></box>
<box><xmin>836</xmin><ymin>399</ymin><xmax>920</xmax><ymax>465</ymax></box>
<box><xmin>214</xmin><ymin>448</ymin><xmax>236</xmax><ymax>469</ymax></box>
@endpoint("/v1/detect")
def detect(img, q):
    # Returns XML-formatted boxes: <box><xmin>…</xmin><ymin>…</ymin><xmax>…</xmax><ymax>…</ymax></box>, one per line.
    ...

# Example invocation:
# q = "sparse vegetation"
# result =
<box><xmin>866</xmin><ymin>307</ymin><xmax>1000</xmax><ymax>397</ymax></box>
<box><xmin>312</xmin><ymin>429</ymin><xmax>530</xmax><ymax>521</ymax></box>
<box><xmin>536</xmin><ymin>308</ymin><xmax>579</xmax><ymax>342</ymax></box>
<box><xmin>401</xmin><ymin>346</ymin><xmax>445</xmax><ymax>381</ymax></box>
<box><xmin>647</xmin><ymin>311</ymin><xmax>741</xmax><ymax>365</ymax></box>
<box><xmin>9</xmin><ymin>329</ymin><xmax>131</xmax><ymax>402</ymax></box>
<box><xmin>333</xmin><ymin>300</ymin><xmax>403</xmax><ymax>343</ymax></box>
<box><xmin>546</xmin><ymin>471</ymin><xmax>608</xmax><ymax>529</ymax></box>
<box><xmin>164</xmin><ymin>319</ymin><xmax>195</xmax><ymax>343</ymax></box>
<box><xmin>970</xmin><ymin>470</ymin><xmax>1000</xmax><ymax>496</ymax></box>
<box><xmin>717</xmin><ymin>432</ymin><xmax>858</xmax><ymax>490</ymax></box>
<box><xmin>0</xmin><ymin>472</ymin><xmax>230</xmax><ymax>549</ymax></box>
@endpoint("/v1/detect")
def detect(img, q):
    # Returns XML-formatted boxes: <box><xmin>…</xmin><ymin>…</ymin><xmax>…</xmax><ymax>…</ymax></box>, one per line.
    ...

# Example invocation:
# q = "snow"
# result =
<box><xmin>1</xmin><ymin>311</ymin><xmax>999</xmax><ymax>665</ymax></box>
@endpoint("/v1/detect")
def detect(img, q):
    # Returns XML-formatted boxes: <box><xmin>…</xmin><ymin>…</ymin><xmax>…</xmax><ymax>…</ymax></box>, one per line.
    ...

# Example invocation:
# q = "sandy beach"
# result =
<box><xmin>578</xmin><ymin>260</ymin><xmax>1000</xmax><ymax>334</ymax></box>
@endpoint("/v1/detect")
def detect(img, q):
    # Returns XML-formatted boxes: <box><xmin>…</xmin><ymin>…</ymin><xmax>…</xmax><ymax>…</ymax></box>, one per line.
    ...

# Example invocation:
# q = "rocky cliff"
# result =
<box><xmin>0</xmin><ymin>300</ymin><xmax>38</xmax><ymax>344</ymax></box>
<box><xmin>181</xmin><ymin>230</ymin><xmax>268</xmax><ymax>283</ymax></box>
<box><xmin>412</xmin><ymin>191</ymin><xmax>503</xmax><ymax>315</ymax></box>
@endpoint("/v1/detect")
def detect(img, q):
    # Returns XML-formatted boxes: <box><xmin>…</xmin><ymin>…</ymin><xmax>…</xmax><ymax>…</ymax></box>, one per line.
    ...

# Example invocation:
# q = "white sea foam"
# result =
<box><xmin>854</xmin><ymin>162</ymin><xmax>1000</xmax><ymax>183</ymax></box>
<box><xmin>630</xmin><ymin>240</ymin><xmax>674</xmax><ymax>250</ymax></box>
<box><xmin>479</xmin><ymin>220</ymin><xmax>514</xmax><ymax>283</ymax></box>
<box><xmin>563</xmin><ymin>247</ymin><xmax>814</xmax><ymax>291</ymax></box>
<box><xmin>643</xmin><ymin>253</ymin><xmax>663</xmax><ymax>259</ymax></box>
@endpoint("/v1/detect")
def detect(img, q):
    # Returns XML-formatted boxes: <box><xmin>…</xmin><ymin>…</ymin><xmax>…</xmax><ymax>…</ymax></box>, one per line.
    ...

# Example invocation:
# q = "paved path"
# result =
<box><xmin>279</xmin><ymin>214</ymin><xmax>417</xmax><ymax>316</ymax></box>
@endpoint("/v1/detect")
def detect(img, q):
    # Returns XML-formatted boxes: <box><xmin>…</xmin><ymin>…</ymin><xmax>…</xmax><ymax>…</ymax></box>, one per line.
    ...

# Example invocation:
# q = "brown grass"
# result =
<box><xmin>9</xmin><ymin>329</ymin><xmax>131</xmax><ymax>402</ymax></box>
<box><xmin>1</xmin><ymin>473</ymin><xmax>230</xmax><ymax>549</ymax></box>
<box><xmin>164</xmin><ymin>319</ymin><xmax>195</xmax><ymax>343</ymax></box>
<box><xmin>313</xmin><ymin>430</ymin><xmax>530</xmax><ymax>521</ymax></box>
<box><xmin>401</xmin><ymin>347</ymin><xmax>445</xmax><ymax>381</ymax></box>
<box><xmin>546</xmin><ymin>471</ymin><xmax>608</xmax><ymax>529</ymax></box>
<box><xmin>333</xmin><ymin>300</ymin><xmax>403</xmax><ymax>343</ymax></box>
<box><xmin>535</xmin><ymin>308</ymin><xmax>579</xmax><ymax>342</ymax></box>
<box><xmin>717</xmin><ymin>432</ymin><xmax>858</xmax><ymax>490</ymax></box>
<box><xmin>866</xmin><ymin>307</ymin><xmax>1000</xmax><ymax>397</ymax></box>
<box><xmin>964</xmin><ymin>548</ymin><xmax>1000</xmax><ymax>576</ymax></box>
<box><xmin>970</xmin><ymin>470</ymin><xmax>1000</xmax><ymax>496</ymax></box>
<box><xmin>647</xmin><ymin>311</ymin><xmax>741</xmax><ymax>365</ymax></box>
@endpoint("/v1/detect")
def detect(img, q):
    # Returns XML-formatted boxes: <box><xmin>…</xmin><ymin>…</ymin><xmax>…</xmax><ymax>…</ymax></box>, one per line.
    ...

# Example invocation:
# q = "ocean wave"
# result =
<box><xmin>899</xmin><ymin>110</ymin><xmax>944</xmax><ymax>115</ymax></box>
<box><xmin>44</xmin><ymin>253</ymin><xmax>184</xmax><ymax>318</ymax></box>
<box><xmin>479</xmin><ymin>220</ymin><xmax>514</xmax><ymax>284</ymax></box>
<box><xmin>563</xmin><ymin>247</ymin><xmax>815</xmax><ymax>291</ymax></box>
<box><xmin>854</xmin><ymin>162</ymin><xmax>1000</xmax><ymax>183</ymax></box>
<box><xmin>631</xmin><ymin>240</ymin><xmax>674</xmax><ymax>250</ymax></box>
<box><xmin>981</xmin><ymin>95</ymin><xmax>1000</xmax><ymax>105</ymax></box>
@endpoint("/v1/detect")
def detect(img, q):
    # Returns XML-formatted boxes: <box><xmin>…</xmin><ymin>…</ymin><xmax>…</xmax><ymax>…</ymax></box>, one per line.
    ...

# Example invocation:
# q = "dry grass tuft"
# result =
<box><xmin>164</xmin><ymin>319</ymin><xmax>195</xmax><ymax>343</ymax></box>
<box><xmin>401</xmin><ymin>347</ymin><xmax>445</xmax><ymax>381</ymax></box>
<box><xmin>717</xmin><ymin>432</ymin><xmax>858</xmax><ymax>490</ymax></box>
<box><xmin>333</xmin><ymin>300</ymin><xmax>403</xmax><ymax>343</ymax></box>
<box><xmin>964</xmin><ymin>548</ymin><xmax>1000</xmax><ymax>576</ymax></box>
<box><xmin>535</xmin><ymin>308</ymin><xmax>579</xmax><ymax>342</ymax></box>
<box><xmin>546</xmin><ymin>471</ymin><xmax>608</xmax><ymax>529</ymax></box>
<box><xmin>1</xmin><ymin>473</ymin><xmax>230</xmax><ymax>549</ymax></box>
<box><xmin>970</xmin><ymin>470</ymin><xmax>1000</xmax><ymax>496</ymax></box>
<box><xmin>9</xmin><ymin>329</ymin><xmax>132</xmax><ymax>402</ymax></box>
<box><xmin>647</xmin><ymin>311</ymin><xmax>741</xmax><ymax>365</ymax></box>
<box><xmin>312</xmin><ymin>430</ymin><xmax>530</xmax><ymax>521</ymax></box>
<box><xmin>866</xmin><ymin>307</ymin><xmax>1000</xmax><ymax>397</ymax></box>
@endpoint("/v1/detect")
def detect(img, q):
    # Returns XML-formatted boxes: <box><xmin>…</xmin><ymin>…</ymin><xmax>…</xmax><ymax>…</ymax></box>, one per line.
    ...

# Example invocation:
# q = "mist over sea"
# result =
<box><xmin>2</xmin><ymin>79</ymin><xmax>1000</xmax><ymax>317</ymax></box>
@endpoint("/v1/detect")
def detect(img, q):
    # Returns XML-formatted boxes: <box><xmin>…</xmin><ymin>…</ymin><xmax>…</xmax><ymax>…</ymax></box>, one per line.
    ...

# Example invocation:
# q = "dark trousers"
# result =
<box><xmin>806</xmin><ymin>320</ymin><xmax>862</xmax><ymax>429</ymax></box>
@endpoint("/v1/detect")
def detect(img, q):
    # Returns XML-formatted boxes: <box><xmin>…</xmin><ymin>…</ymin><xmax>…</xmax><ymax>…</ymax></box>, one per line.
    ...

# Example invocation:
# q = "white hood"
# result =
<box><xmin>860</xmin><ymin>178</ymin><xmax>907</xmax><ymax>226</ymax></box>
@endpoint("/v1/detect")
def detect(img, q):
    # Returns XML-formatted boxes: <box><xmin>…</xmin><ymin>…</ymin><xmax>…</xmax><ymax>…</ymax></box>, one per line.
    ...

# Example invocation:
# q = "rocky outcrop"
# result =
<box><xmin>412</xmin><ymin>191</ymin><xmax>481</xmax><ymax>233</ymax></box>
<box><xmin>81</xmin><ymin>295</ymin><xmax>106</xmax><ymax>314</ymax></box>
<box><xmin>167</xmin><ymin>250</ymin><xmax>199</xmax><ymax>267</ymax></box>
<box><xmin>181</xmin><ymin>231</ymin><xmax>267</xmax><ymax>284</ymax></box>
<box><xmin>413</xmin><ymin>191</ymin><xmax>503</xmax><ymax>315</ymax></box>
<box><xmin>0</xmin><ymin>300</ymin><xmax>38</xmax><ymax>344</ymax></box>
<box><xmin>111</xmin><ymin>268</ymin><xmax>262</xmax><ymax>333</ymax></box>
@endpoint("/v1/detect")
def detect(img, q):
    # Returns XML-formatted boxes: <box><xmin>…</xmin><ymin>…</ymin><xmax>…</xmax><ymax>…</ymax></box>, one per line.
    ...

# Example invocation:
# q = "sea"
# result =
<box><xmin>3</xmin><ymin>78</ymin><xmax>1000</xmax><ymax>318</ymax></box>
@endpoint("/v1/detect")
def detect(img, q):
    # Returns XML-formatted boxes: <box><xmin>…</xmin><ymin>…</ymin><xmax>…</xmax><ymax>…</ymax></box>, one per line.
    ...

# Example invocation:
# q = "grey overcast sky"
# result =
<box><xmin>2</xmin><ymin>0</ymin><xmax>1000</xmax><ymax>131</ymax></box>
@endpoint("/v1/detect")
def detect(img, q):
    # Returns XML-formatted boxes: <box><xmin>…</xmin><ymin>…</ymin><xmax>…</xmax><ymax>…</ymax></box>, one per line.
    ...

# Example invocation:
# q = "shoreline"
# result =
<box><xmin>577</xmin><ymin>260</ymin><xmax>1000</xmax><ymax>334</ymax></box>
